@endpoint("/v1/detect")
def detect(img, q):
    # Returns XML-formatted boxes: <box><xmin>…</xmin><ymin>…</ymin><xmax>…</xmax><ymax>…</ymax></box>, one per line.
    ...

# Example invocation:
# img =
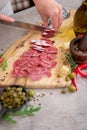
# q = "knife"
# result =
<box><xmin>0</xmin><ymin>7</ymin><xmax>70</xmax><ymax>30</ymax></box>
<box><xmin>0</xmin><ymin>20</ymin><xmax>46</xmax><ymax>32</ymax></box>
<box><xmin>0</xmin><ymin>8</ymin><xmax>70</xmax><ymax>31</ymax></box>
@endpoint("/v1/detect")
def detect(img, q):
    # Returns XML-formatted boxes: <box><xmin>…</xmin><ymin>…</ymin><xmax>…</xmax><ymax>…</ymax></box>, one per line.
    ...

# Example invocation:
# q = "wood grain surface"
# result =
<box><xmin>0</xmin><ymin>10</ymin><xmax>76</xmax><ymax>88</ymax></box>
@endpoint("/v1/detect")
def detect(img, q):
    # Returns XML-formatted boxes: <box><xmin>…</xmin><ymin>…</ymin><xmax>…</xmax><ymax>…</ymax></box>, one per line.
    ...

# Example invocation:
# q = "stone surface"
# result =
<box><xmin>0</xmin><ymin>1</ymin><xmax>87</xmax><ymax>130</ymax></box>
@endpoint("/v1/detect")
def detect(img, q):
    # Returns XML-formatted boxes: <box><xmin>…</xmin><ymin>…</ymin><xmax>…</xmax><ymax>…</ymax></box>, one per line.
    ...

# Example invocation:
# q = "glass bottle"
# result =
<box><xmin>73</xmin><ymin>0</ymin><xmax>87</xmax><ymax>37</ymax></box>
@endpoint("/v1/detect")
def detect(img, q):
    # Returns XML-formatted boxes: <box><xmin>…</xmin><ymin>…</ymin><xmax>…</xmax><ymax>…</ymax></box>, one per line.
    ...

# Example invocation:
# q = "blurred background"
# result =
<box><xmin>0</xmin><ymin>0</ymin><xmax>82</xmax><ymax>16</ymax></box>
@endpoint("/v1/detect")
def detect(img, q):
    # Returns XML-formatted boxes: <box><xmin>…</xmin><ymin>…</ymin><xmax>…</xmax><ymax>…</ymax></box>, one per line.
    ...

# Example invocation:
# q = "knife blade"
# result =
<box><xmin>0</xmin><ymin>20</ymin><xmax>46</xmax><ymax>31</ymax></box>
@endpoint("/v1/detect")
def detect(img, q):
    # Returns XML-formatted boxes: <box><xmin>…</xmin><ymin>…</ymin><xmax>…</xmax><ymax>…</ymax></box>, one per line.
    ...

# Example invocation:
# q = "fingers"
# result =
<box><xmin>58</xmin><ymin>7</ymin><xmax>63</xmax><ymax>27</ymax></box>
<box><xmin>42</xmin><ymin>16</ymin><xmax>49</xmax><ymax>27</ymax></box>
<box><xmin>51</xmin><ymin>14</ymin><xmax>59</xmax><ymax>31</ymax></box>
<box><xmin>0</xmin><ymin>14</ymin><xmax>15</xmax><ymax>22</ymax></box>
<box><xmin>51</xmin><ymin>7</ymin><xmax>63</xmax><ymax>31</ymax></box>
<box><xmin>41</xmin><ymin>7</ymin><xmax>63</xmax><ymax>31</ymax></box>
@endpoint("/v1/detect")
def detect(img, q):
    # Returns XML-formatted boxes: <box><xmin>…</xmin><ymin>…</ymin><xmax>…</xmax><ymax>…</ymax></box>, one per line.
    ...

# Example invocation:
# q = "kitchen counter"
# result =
<box><xmin>0</xmin><ymin>1</ymin><xmax>87</xmax><ymax>130</ymax></box>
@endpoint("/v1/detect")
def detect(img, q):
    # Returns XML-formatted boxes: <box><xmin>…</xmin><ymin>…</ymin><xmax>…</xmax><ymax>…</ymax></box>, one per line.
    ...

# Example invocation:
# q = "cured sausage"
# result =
<box><xmin>12</xmin><ymin>38</ymin><xmax>58</xmax><ymax>81</ymax></box>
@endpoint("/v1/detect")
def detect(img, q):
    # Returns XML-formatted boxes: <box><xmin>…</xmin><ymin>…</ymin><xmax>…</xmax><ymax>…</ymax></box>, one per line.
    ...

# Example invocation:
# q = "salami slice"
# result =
<box><xmin>29</xmin><ymin>57</ymin><xmax>40</xmax><ymax>66</ymax></box>
<box><xmin>21</xmin><ymin>51</ymin><xmax>32</xmax><ymax>57</ymax></box>
<box><xmin>51</xmin><ymin>61</ymin><xmax>57</xmax><ymax>68</ymax></box>
<box><xmin>41</xmin><ymin>57</ymin><xmax>51</xmax><ymax>65</ymax></box>
<box><xmin>40</xmin><ymin>67</ymin><xmax>51</xmax><ymax>77</ymax></box>
<box><xmin>40</xmin><ymin>52</ymin><xmax>48</xmax><ymax>60</ymax></box>
<box><xmin>29</xmin><ymin>73</ymin><xmax>42</xmax><ymax>81</ymax></box>
<box><xmin>40</xmin><ymin>61</ymin><xmax>52</xmax><ymax>68</ymax></box>
<box><xmin>40</xmin><ymin>38</ymin><xmax>54</xmax><ymax>45</ymax></box>
<box><xmin>46</xmin><ymin>46</ymin><xmax>58</xmax><ymax>54</ymax></box>
<box><xmin>13</xmin><ymin>66</ymin><xmax>26</xmax><ymax>77</ymax></box>
<box><xmin>21</xmin><ymin>48</ymin><xmax>40</xmax><ymax>57</ymax></box>
<box><xmin>13</xmin><ymin>59</ymin><xmax>20</xmax><ymax>67</ymax></box>
<box><xmin>45</xmin><ymin>28</ymin><xmax>55</xmax><ymax>33</ymax></box>
<box><xmin>47</xmin><ymin>53</ymin><xmax>57</xmax><ymax>60</ymax></box>
<box><xmin>29</xmin><ymin>67</ymin><xmax>41</xmax><ymax>75</ymax></box>
<box><xmin>42</xmin><ymin>28</ymin><xmax>55</xmax><ymax>38</ymax></box>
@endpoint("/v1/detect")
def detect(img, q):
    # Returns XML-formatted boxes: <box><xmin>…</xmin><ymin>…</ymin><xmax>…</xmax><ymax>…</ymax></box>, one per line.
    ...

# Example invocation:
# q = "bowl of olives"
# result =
<box><xmin>0</xmin><ymin>85</ymin><xmax>28</xmax><ymax>118</ymax></box>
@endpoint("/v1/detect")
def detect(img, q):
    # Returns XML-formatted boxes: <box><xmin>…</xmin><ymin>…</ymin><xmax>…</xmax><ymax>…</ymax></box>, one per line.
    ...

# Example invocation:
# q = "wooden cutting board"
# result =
<box><xmin>0</xmin><ymin>10</ymin><xmax>76</xmax><ymax>88</ymax></box>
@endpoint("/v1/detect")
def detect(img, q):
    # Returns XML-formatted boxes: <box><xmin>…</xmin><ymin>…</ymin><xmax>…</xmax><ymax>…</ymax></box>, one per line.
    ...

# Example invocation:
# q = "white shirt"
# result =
<box><xmin>0</xmin><ymin>0</ymin><xmax>13</xmax><ymax>16</ymax></box>
<box><xmin>0</xmin><ymin>0</ymin><xmax>10</xmax><ymax>9</ymax></box>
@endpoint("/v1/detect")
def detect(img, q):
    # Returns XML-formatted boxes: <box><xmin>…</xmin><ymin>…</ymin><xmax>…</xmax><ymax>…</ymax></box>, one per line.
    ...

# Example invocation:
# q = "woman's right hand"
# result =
<box><xmin>0</xmin><ymin>14</ymin><xmax>15</xmax><ymax>22</ymax></box>
<box><xmin>33</xmin><ymin>0</ymin><xmax>63</xmax><ymax>31</ymax></box>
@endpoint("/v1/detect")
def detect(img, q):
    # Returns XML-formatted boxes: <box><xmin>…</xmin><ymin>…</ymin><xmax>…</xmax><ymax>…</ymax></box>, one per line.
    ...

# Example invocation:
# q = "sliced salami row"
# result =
<box><xmin>12</xmin><ymin>38</ymin><xmax>58</xmax><ymax>81</ymax></box>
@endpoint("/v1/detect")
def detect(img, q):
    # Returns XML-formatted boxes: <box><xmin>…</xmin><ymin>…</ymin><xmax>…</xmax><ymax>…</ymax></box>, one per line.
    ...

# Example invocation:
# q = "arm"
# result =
<box><xmin>0</xmin><ymin>14</ymin><xmax>15</xmax><ymax>22</ymax></box>
<box><xmin>33</xmin><ymin>0</ymin><xmax>63</xmax><ymax>31</ymax></box>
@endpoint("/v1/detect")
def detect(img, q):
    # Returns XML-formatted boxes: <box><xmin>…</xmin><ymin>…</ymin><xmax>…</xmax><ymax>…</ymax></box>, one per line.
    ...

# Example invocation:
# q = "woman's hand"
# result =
<box><xmin>33</xmin><ymin>0</ymin><xmax>63</xmax><ymax>31</ymax></box>
<box><xmin>0</xmin><ymin>14</ymin><xmax>15</xmax><ymax>22</ymax></box>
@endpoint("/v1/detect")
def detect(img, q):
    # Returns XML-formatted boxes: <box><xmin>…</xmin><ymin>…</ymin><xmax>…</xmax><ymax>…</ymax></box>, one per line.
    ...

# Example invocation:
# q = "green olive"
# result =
<box><xmin>28</xmin><ymin>89</ymin><xmax>35</xmax><ymax>97</ymax></box>
<box><xmin>6</xmin><ymin>87</ymin><xmax>11</xmax><ymax>91</ymax></box>
<box><xmin>4</xmin><ymin>98</ymin><xmax>10</xmax><ymax>103</ymax></box>
<box><xmin>0</xmin><ymin>95</ymin><xmax>4</xmax><ymax>100</ymax></box>
<box><xmin>68</xmin><ymin>85</ymin><xmax>76</xmax><ymax>92</ymax></box>
<box><xmin>13</xmin><ymin>93</ymin><xmax>17</xmax><ymax>97</ymax></box>
<box><xmin>17</xmin><ymin>87</ymin><xmax>23</xmax><ymax>91</ymax></box>
<box><xmin>22</xmin><ymin>92</ymin><xmax>26</xmax><ymax>96</ymax></box>
<box><xmin>61</xmin><ymin>88</ymin><xmax>67</xmax><ymax>94</ymax></box>
<box><xmin>66</xmin><ymin>76</ymin><xmax>71</xmax><ymax>81</ymax></box>
<box><xmin>8</xmin><ymin>105</ymin><xmax>13</xmax><ymax>109</ymax></box>
<box><xmin>28</xmin><ymin>97</ymin><xmax>33</xmax><ymax>101</ymax></box>
<box><xmin>18</xmin><ymin>91</ymin><xmax>22</xmax><ymax>96</ymax></box>
<box><xmin>68</xmin><ymin>72</ymin><xmax>76</xmax><ymax>79</ymax></box>
<box><xmin>3</xmin><ymin>103</ymin><xmax>8</xmax><ymax>108</ymax></box>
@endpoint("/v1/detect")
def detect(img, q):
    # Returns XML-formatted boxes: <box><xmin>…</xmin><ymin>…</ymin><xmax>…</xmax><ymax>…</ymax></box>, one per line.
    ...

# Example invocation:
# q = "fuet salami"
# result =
<box><xmin>12</xmin><ymin>38</ymin><xmax>58</xmax><ymax>81</ymax></box>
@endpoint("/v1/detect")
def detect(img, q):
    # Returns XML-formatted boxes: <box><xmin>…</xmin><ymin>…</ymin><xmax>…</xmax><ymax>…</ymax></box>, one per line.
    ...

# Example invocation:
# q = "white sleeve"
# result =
<box><xmin>0</xmin><ymin>0</ymin><xmax>13</xmax><ymax>16</ymax></box>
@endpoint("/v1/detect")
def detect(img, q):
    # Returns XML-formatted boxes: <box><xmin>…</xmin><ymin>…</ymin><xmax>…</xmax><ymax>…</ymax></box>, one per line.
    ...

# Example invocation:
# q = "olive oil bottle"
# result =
<box><xmin>73</xmin><ymin>0</ymin><xmax>87</xmax><ymax>37</ymax></box>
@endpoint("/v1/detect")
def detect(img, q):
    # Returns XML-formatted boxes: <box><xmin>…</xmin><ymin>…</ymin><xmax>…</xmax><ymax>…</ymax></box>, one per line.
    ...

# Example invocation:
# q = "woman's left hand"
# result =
<box><xmin>0</xmin><ymin>14</ymin><xmax>15</xmax><ymax>22</ymax></box>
